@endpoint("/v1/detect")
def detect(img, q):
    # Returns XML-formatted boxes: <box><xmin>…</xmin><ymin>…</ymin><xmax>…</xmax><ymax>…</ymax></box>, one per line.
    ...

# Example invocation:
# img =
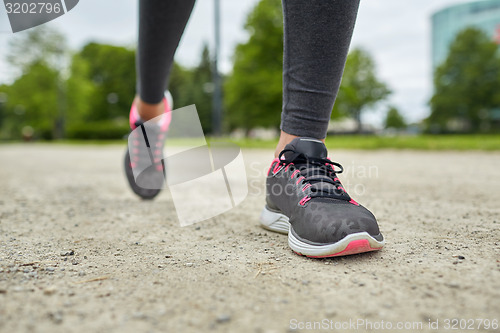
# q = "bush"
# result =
<box><xmin>66</xmin><ymin>121</ymin><xmax>129</xmax><ymax>140</ymax></box>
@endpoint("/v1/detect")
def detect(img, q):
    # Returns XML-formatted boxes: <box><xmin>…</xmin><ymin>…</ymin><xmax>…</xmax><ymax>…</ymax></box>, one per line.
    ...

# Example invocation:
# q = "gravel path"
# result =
<box><xmin>0</xmin><ymin>144</ymin><xmax>499</xmax><ymax>333</ymax></box>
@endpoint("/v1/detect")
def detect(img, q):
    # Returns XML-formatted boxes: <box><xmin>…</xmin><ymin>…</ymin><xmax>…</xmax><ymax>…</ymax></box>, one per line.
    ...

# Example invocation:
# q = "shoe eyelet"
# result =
<box><xmin>272</xmin><ymin>164</ymin><xmax>284</xmax><ymax>176</ymax></box>
<box><xmin>298</xmin><ymin>196</ymin><xmax>311</xmax><ymax>207</ymax></box>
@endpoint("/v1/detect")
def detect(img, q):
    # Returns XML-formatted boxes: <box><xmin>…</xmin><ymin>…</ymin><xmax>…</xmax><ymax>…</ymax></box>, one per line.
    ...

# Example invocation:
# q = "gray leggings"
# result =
<box><xmin>137</xmin><ymin>0</ymin><xmax>360</xmax><ymax>139</ymax></box>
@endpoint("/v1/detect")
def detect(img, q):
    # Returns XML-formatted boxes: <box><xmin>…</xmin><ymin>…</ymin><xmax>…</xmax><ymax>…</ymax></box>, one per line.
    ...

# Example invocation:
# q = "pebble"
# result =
<box><xmin>458</xmin><ymin>255</ymin><xmax>465</xmax><ymax>260</ymax></box>
<box><xmin>48</xmin><ymin>311</ymin><xmax>63</xmax><ymax>324</ymax></box>
<box><xmin>185</xmin><ymin>263</ymin><xmax>194</xmax><ymax>267</ymax></box>
<box><xmin>44</xmin><ymin>286</ymin><xmax>57</xmax><ymax>295</ymax></box>
<box><xmin>325</xmin><ymin>310</ymin><xmax>337</xmax><ymax>317</ymax></box>
<box><xmin>216</xmin><ymin>314</ymin><xmax>231</xmax><ymax>323</ymax></box>
<box><xmin>46</xmin><ymin>267</ymin><xmax>55</xmax><ymax>272</ymax></box>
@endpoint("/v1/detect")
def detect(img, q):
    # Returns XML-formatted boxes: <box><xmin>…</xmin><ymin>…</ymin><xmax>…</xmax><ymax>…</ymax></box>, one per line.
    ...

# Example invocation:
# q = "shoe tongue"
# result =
<box><xmin>284</xmin><ymin>137</ymin><xmax>328</xmax><ymax>159</ymax></box>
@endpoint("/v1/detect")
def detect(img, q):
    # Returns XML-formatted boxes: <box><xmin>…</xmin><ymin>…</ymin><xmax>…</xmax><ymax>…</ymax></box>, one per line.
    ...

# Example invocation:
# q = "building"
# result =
<box><xmin>431</xmin><ymin>0</ymin><xmax>500</xmax><ymax>69</ymax></box>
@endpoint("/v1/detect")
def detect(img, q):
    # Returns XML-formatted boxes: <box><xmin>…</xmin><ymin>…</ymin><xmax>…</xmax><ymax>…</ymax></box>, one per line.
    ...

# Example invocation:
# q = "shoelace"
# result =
<box><xmin>277</xmin><ymin>149</ymin><xmax>350</xmax><ymax>203</ymax></box>
<box><xmin>130</xmin><ymin>121</ymin><xmax>165</xmax><ymax>171</ymax></box>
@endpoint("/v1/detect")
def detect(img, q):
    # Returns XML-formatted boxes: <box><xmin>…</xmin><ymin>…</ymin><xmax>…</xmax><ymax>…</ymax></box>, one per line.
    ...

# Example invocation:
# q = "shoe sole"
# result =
<box><xmin>259</xmin><ymin>206</ymin><xmax>290</xmax><ymax>234</ymax></box>
<box><xmin>124</xmin><ymin>150</ymin><xmax>162</xmax><ymax>200</ymax></box>
<box><xmin>260</xmin><ymin>206</ymin><xmax>384</xmax><ymax>257</ymax></box>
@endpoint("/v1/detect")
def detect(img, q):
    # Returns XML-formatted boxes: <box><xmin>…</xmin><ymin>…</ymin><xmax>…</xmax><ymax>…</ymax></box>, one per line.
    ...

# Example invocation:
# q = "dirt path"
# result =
<box><xmin>0</xmin><ymin>144</ymin><xmax>499</xmax><ymax>333</ymax></box>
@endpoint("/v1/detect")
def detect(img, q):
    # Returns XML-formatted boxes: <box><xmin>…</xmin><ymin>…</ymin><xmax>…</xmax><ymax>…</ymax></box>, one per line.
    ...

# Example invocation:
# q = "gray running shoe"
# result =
<box><xmin>260</xmin><ymin>137</ymin><xmax>384</xmax><ymax>257</ymax></box>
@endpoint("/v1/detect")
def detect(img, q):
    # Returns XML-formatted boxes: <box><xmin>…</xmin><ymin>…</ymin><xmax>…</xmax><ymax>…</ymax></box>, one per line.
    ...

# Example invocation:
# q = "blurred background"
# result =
<box><xmin>0</xmin><ymin>0</ymin><xmax>499</xmax><ymax>148</ymax></box>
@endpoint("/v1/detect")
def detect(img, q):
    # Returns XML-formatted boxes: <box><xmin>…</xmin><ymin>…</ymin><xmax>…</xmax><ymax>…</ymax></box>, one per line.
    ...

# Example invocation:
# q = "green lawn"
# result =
<box><xmin>222</xmin><ymin>134</ymin><xmax>500</xmax><ymax>151</ymax></box>
<box><xmin>8</xmin><ymin>134</ymin><xmax>500</xmax><ymax>151</ymax></box>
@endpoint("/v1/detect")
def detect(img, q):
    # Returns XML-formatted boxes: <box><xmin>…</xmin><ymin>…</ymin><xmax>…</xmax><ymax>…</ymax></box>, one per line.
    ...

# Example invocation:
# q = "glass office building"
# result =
<box><xmin>432</xmin><ymin>0</ymin><xmax>500</xmax><ymax>69</ymax></box>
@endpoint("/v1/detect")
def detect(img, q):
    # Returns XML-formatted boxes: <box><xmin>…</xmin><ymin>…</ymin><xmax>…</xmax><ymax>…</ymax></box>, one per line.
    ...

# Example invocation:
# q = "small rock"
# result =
<box><xmin>46</xmin><ymin>267</ymin><xmax>55</xmax><ymax>272</ymax></box>
<box><xmin>48</xmin><ymin>311</ymin><xmax>63</xmax><ymax>324</ymax></box>
<box><xmin>458</xmin><ymin>255</ymin><xmax>465</xmax><ymax>260</ymax></box>
<box><xmin>216</xmin><ymin>314</ymin><xmax>231</xmax><ymax>323</ymax></box>
<box><xmin>185</xmin><ymin>263</ymin><xmax>194</xmax><ymax>267</ymax></box>
<box><xmin>44</xmin><ymin>286</ymin><xmax>57</xmax><ymax>295</ymax></box>
<box><xmin>78</xmin><ymin>271</ymin><xmax>86</xmax><ymax>277</ymax></box>
<box><xmin>132</xmin><ymin>312</ymin><xmax>147</xmax><ymax>320</ymax></box>
<box><xmin>325</xmin><ymin>310</ymin><xmax>337</xmax><ymax>317</ymax></box>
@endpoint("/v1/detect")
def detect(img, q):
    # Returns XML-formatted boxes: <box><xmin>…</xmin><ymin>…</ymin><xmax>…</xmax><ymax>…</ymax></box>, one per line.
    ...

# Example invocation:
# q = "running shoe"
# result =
<box><xmin>124</xmin><ymin>93</ymin><xmax>172</xmax><ymax>200</ymax></box>
<box><xmin>260</xmin><ymin>137</ymin><xmax>384</xmax><ymax>257</ymax></box>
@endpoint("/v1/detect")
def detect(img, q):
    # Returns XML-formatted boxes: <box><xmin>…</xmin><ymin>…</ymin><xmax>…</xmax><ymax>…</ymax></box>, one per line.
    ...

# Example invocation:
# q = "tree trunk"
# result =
<box><xmin>354</xmin><ymin>109</ymin><xmax>362</xmax><ymax>133</ymax></box>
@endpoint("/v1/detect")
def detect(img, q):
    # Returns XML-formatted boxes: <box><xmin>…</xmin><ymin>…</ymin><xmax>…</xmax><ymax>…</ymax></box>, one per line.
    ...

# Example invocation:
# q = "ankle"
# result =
<box><xmin>135</xmin><ymin>96</ymin><xmax>164</xmax><ymax>121</ymax></box>
<box><xmin>274</xmin><ymin>131</ymin><xmax>325</xmax><ymax>157</ymax></box>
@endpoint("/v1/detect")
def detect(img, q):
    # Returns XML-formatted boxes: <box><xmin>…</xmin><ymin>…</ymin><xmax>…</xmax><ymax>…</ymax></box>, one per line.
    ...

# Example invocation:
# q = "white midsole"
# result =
<box><xmin>289</xmin><ymin>231</ymin><xmax>384</xmax><ymax>257</ymax></box>
<box><xmin>259</xmin><ymin>206</ymin><xmax>290</xmax><ymax>234</ymax></box>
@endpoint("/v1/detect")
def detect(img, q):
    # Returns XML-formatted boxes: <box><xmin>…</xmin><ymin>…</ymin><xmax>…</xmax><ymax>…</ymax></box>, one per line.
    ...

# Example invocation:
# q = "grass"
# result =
<box><xmin>3</xmin><ymin>134</ymin><xmax>500</xmax><ymax>151</ymax></box>
<box><xmin>217</xmin><ymin>134</ymin><xmax>500</xmax><ymax>151</ymax></box>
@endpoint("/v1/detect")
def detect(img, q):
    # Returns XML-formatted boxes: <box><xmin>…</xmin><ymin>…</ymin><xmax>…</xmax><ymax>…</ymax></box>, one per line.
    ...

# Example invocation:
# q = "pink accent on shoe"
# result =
<box><xmin>291</xmin><ymin>170</ymin><xmax>300</xmax><ymax>178</ymax></box>
<box><xmin>267</xmin><ymin>158</ymin><xmax>281</xmax><ymax>176</ymax></box>
<box><xmin>333</xmin><ymin>177</ymin><xmax>339</xmax><ymax>182</ymax></box>
<box><xmin>337</xmin><ymin>186</ymin><xmax>345</xmax><ymax>192</ymax></box>
<box><xmin>299</xmin><ymin>196</ymin><xmax>311</xmax><ymax>206</ymax></box>
<box><xmin>302</xmin><ymin>184</ymin><xmax>312</xmax><ymax>192</ymax></box>
<box><xmin>349</xmin><ymin>199</ymin><xmax>360</xmax><ymax>206</ymax></box>
<box><xmin>129</xmin><ymin>102</ymin><xmax>140</xmax><ymax>129</ymax></box>
<box><xmin>296</xmin><ymin>239</ymin><xmax>382</xmax><ymax>258</ymax></box>
<box><xmin>296</xmin><ymin>176</ymin><xmax>305</xmax><ymax>185</ymax></box>
<box><xmin>129</xmin><ymin>96</ymin><xmax>172</xmax><ymax>131</ymax></box>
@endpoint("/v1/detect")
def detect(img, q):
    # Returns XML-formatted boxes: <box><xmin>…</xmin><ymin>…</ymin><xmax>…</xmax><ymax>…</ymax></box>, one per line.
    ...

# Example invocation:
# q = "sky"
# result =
<box><xmin>0</xmin><ymin>0</ymin><xmax>476</xmax><ymax>126</ymax></box>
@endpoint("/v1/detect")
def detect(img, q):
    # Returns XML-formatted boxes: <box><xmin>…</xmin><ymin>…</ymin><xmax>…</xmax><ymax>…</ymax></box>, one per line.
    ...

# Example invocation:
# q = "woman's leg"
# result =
<box><xmin>276</xmin><ymin>0</ymin><xmax>360</xmax><ymax>155</ymax></box>
<box><xmin>136</xmin><ymin>0</ymin><xmax>196</xmax><ymax>120</ymax></box>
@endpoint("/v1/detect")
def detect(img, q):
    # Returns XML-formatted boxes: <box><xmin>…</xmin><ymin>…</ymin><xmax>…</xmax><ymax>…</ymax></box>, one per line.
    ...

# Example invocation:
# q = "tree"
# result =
<box><xmin>384</xmin><ymin>106</ymin><xmax>406</xmax><ymax>129</ymax></box>
<box><xmin>170</xmin><ymin>45</ymin><xmax>214</xmax><ymax>134</ymax></box>
<box><xmin>1</xmin><ymin>26</ymin><xmax>67</xmax><ymax>139</ymax></box>
<box><xmin>6</xmin><ymin>25</ymin><xmax>67</xmax><ymax>75</ymax></box>
<box><xmin>333</xmin><ymin>48</ymin><xmax>391</xmax><ymax>132</ymax></box>
<box><xmin>224</xmin><ymin>0</ymin><xmax>283</xmax><ymax>133</ymax></box>
<box><xmin>65</xmin><ymin>53</ymin><xmax>97</xmax><ymax>127</ymax></box>
<box><xmin>429</xmin><ymin>28</ymin><xmax>500</xmax><ymax>133</ymax></box>
<box><xmin>1</xmin><ymin>61</ymin><xmax>59</xmax><ymax>139</ymax></box>
<box><xmin>78</xmin><ymin>42</ymin><xmax>136</xmax><ymax>121</ymax></box>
